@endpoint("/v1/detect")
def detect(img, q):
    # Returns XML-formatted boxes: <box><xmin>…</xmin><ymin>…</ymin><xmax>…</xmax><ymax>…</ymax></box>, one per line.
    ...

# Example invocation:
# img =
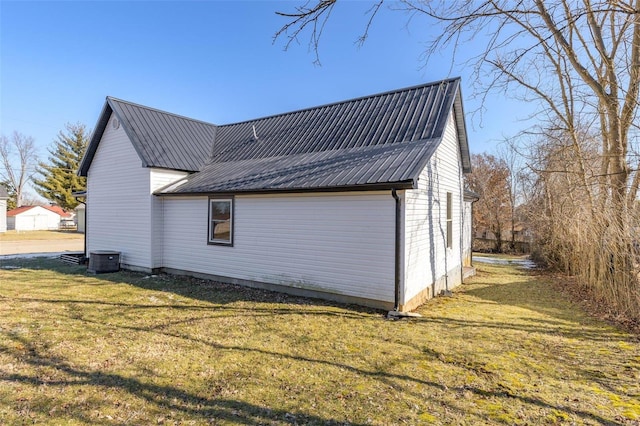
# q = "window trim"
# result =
<box><xmin>446</xmin><ymin>192</ymin><xmax>453</xmax><ymax>249</ymax></box>
<box><xmin>207</xmin><ymin>196</ymin><xmax>234</xmax><ymax>246</ymax></box>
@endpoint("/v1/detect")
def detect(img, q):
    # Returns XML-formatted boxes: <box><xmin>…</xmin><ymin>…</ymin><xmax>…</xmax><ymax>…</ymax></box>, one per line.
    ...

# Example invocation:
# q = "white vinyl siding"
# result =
<box><xmin>86</xmin><ymin>113</ymin><xmax>153</xmax><ymax>269</ymax></box>
<box><xmin>161</xmin><ymin>192</ymin><xmax>396</xmax><ymax>303</ymax></box>
<box><xmin>403</xmin><ymin>110</ymin><xmax>464</xmax><ymax>303</ymax></box>
<box><xmin>446</xmin><ymin>192</ymin><xmax>453</xmax><ymax>249</ymax></box>
<box><xmin>150</xmin><ymin>168</ymin><xmax>189</xmax><ymax>268</ymax></box>
<box><xmin>462</xmin><ymin>199</ymin><xmax>473</xmax><ymax>267</ymax></box>
<box><xmin>0</xmin><ymin>199</ymin><xmax>6</xmax><ymax>233</ymax></box>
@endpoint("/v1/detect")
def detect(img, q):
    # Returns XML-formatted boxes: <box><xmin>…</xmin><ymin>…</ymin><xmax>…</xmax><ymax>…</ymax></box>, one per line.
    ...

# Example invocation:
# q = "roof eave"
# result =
<box><xmin>453</xmin><ymin>86</ymin><xmax>472</xmax><ymax>174</ymax></box>
<box><xmin>78</xmin><ymin>100</ymin><xmax>113</xmax><ymax>177</ymax></box>
<box><xmin>156</xmin><ymin>180</ymin><xmax>415</xmax><ymax>197</ymax></box>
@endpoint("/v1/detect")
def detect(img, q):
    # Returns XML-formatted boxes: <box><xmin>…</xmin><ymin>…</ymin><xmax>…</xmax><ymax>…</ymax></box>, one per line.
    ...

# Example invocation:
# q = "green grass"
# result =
<box><xmin>0</xmin><ymin>230</ymin><xmax>83</xmax><ymax>241</ymax></box>
<box><xmin>1</xmin><ymin>258</ymin><xmax>638</xmax><ymax>425</ymax></box>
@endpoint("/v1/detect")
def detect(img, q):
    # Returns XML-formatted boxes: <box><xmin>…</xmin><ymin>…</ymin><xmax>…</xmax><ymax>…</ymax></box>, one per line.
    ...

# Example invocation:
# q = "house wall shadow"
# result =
<box><xmin>0</xmin><ymin>257</ymin><xmax>385</xmax><ymax>320</ymax></box>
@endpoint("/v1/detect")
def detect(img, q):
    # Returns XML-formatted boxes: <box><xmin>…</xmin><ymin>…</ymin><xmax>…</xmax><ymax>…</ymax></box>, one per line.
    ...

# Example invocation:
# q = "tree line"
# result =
<box><xmin>1</xmin><ymin>123</ymin><xmax>88</xmax><ymax>211</ymax></box>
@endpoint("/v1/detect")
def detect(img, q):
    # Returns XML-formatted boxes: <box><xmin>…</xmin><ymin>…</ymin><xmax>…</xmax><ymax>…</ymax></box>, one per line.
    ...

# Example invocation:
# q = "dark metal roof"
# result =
<box><xmin>464</xmin><ymin>188</ymin><xmax>480</xmax><ymax>201</ymax></box>
<box><xmin>211</xmin><ymin>78</ymin><xmax>462</xmax><ymax>162</ymax></box>
<box><xmin>160</xmin><ymin>139</ymin><xmax>438</xmax><ymax>195</ymax></box>
<box><xmin>164</xmin><ymin>78</ymin><xmax>470</xmax><ymax>194</ymax></box>
<box><xmin>81</xmin><ymin>78</ymin><xmax>472</xmax><ymax>193</ymax></box>
<box><xmin>79</xmin><ymin>98</ymin><xmax>216</xmax><ymax>176</ymax></box>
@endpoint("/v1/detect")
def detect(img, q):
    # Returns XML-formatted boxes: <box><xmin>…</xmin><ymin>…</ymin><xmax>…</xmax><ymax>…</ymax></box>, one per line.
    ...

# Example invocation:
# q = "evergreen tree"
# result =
<box><xmin>33</xmin><ymin>123</ymin><xmax>88</xmax><ymax>210</ymax></box>
<box><xmin>1</xmin><ymin>182</ymin><xmax>16</xmax><ymax>210</ymax></box>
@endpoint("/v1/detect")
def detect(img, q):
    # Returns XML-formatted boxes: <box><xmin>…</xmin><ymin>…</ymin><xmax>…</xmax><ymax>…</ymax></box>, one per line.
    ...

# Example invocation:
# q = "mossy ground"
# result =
<box><xmin>0</xmin><ymin>257</ymin><xmax>638</xmax><ymax>425</ymax></box>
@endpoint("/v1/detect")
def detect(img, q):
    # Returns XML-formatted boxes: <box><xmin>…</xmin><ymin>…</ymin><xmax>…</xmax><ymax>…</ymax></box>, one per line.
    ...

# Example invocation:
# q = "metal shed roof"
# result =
<box><xmin>161</xmin><ymin>138</ymin><xmax>438</xmax><ymax>195</ymax></box>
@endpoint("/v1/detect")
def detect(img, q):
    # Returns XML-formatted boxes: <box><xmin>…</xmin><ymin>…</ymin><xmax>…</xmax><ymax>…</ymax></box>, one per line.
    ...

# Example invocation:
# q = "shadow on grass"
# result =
<box><xmin>1</xmin><ymin>331</ymin><xmax>365</xmax><ymax>426</ymax></box>
<box><xmin>0</xmin><ymin>326</ymin><xmax>621</xmax><ymax>426</ymax></box>
<box><xmin>462</xmin><ymin>266</ymin><xmax>619</xmax><ymax>330</ymax></box>
<box><xmin>1</xmin><ymin>258</ymin><xmax>633</xmax><ymax>425</ymax></box>
<box><xmin>0</xmin><ymin>257</ymin><xmax>382</xmax><ymax>320</ymax></box>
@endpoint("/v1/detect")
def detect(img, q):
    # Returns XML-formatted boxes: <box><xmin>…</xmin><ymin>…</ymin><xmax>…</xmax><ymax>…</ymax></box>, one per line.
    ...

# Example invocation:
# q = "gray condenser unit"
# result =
<box><xmin>88</xmin><ymin>250</ymin><xmax>120</xmax><ymax>274</ymax></box>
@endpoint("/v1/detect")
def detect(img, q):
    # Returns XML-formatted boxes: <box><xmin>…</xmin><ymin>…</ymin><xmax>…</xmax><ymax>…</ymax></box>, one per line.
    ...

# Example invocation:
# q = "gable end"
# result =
<box><xmin>79</xmin><ymin>97</ymin><xmax>217</xmax><ymax>177</ymax></box>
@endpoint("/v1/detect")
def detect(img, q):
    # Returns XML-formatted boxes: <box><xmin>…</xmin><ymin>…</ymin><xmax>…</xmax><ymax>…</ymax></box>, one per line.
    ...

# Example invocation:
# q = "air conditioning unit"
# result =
<box><xmin>88</xmin><ymin>250</ymin><xmax>120</xmax><ymax>274</ymax></box>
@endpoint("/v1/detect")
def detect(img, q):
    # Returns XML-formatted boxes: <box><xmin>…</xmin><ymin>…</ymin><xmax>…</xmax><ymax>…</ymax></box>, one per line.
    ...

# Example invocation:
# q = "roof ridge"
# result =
<box><xmin>107</xmin><ymin>96</ymin><xmax>218</xmax><ymax>127</ymax></box>
<box><xmin>219</xmin><ymin>77</ymin><xmax>461</xmax><ymax>127</ymax></box>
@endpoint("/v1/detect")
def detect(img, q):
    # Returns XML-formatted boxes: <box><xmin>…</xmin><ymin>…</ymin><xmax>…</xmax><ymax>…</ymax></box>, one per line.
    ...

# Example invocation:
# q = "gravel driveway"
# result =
<box><xmin>0</xmin><ymin>238</ymin><xmax>84</xmax><ymax>256</ymax></box>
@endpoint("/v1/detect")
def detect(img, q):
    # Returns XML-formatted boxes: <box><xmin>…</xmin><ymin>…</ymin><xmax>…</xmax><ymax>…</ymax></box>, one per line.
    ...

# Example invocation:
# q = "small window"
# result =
<box><xmin>208</xmin><ymin>197</ymin><xmax>233</xmax><ymax>245</ymax></box>
<box><xmin>446</xmin><ymin>192</ymin><xmax>453</xmax><ymax>249</ymax></box>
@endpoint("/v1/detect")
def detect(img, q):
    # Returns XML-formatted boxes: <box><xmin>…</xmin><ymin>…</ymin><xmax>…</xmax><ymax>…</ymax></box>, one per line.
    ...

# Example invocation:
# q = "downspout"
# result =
<box><xmin>387</xmin><ymin>189</ymin><xmax>421</xmax><ymax>319</ymax></box>
<box><xmin>459</xmin><ymin>192</ymin><xmax>464</xmax><ymax>287</ymax></box>
<box><xmin>391</xmin><ymin>189</ymin><xmax>401</xmax><ymax>312</ymax></box>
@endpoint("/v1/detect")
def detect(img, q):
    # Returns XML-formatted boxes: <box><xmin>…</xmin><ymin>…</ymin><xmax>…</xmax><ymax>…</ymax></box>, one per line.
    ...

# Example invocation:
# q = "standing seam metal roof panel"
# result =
<box><xmin>158</xmin><ymin>78</ymin><xmax>465</xmax><ymax>193</ymax></box>
<box><xmin>81</xmin><ymin>78</ymin><xmax>469</xmax><ymax>189</ymax></box>
<box><xmin>100</xmin><ymin>97</ymin><xmax>217</xmax><ymax>173</ymax></box>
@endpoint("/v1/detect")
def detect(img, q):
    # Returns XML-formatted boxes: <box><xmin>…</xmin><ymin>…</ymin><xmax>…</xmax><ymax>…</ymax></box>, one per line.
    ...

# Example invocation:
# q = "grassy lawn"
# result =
<box><xmin>0</xmin><ymin>230</ymin><xmax>83</xmax><ymax>241</ymax></box>
<box><xmin>0</xmin><ymin>258</ymin><xmax>638</xmax><ymax>425</ymax></box>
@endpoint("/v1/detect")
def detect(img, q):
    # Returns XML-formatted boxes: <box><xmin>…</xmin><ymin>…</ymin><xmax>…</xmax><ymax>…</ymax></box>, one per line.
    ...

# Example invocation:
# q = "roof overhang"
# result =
<box><xmin>78</xmin><ymin>98</ymin><xmax>152</xmax><ymax>177</ymax></box>
<box><xmin>78</xmin><ymin>100</ymin><xmax>113</xmax><ymax>177</ymax></box>
<box><xmin>156</xmin><ymin>181</ymin><xmax>415</xmax><ymax>197</ymax></box>
<box><xmin>464</xmin><ymin>189</ymin><xmax>480</xmax><ymax>202</ymax></box>
<box><xmin>452</xmin><ymin>85</ymin><xmax>472</xmax><ymax>174</ymax></box>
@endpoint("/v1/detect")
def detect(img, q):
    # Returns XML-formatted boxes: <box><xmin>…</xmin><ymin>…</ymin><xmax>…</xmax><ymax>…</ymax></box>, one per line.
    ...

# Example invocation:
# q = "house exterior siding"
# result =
<box><xmin>463</xmin><ymin>199</ymin><xmax>473</xmax><ymax>267</ymax></box>
<box><xmin>0</xmin><ymin>200</ymin><xmax>6</xmax><ymax>233</ymax></box>
<box><xmin>160</xmin><ymin>192</ymin><xmax>396</xmax><ymax>306</ymax></box>
<box><xmin>86</xmin><ymin>114</ymin><xmax>154</xmax><ymax>269</ymax></box>
<box><xmin>402</xmin><ymin>111</ymin><xmax>464</xmax><ymax>308</ymax></box>
<box><xmin>150</xmin><ymin>169</ymin><xmax>189</xmax><ymax>268</ymax></box>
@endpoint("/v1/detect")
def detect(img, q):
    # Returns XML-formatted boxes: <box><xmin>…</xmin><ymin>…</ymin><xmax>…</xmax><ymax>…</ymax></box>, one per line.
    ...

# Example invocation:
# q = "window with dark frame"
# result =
<box><xmin>446</xmin><ymin>192</ymin><xmax>453</xmax><ymax>249</ymax></box>
<box><xmin>208</xmin><ymin>197</ymin><xmax>233</xmax><ymax>245</ymax></box>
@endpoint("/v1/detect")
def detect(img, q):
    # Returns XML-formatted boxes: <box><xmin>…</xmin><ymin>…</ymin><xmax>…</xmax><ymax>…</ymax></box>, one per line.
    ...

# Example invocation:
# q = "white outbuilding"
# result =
<box><xmin>6</xmin><ymin>205</ymin><xmax>71</xmax><ymax>231</ymax></box>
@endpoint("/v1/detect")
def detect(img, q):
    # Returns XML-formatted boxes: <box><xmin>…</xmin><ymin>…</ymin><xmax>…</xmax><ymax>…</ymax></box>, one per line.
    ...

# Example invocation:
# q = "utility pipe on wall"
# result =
<box><xmin>391</xmin><ymin>188</ymin><xmax>401</xmax><ymax>311</ymax></box>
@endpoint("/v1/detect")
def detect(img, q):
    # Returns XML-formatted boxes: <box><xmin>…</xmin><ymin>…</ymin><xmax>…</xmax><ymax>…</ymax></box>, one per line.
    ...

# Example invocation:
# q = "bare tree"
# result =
<box><xmin>276</xmin><ymin>0</ymin><xmax>640</xmax><ymax>320</ymax></box>
<box><xmin>0</xmin><ymin>132</ymin><xmax>38</xmax><ymax>207</ymax></box>
<box><xmin>496</xmin><ymin>142</ymin><xmax>526</xmax><ymax>251</ymax></box>
<box><xmin>275</xmin><ymin>1</ymin><xmax>639</xmax><ymax>210</ymax></box>
<box><xmin>466</xmin><ymin>153</ymin><xmax>512</xmax><ymax>253</ymax></box>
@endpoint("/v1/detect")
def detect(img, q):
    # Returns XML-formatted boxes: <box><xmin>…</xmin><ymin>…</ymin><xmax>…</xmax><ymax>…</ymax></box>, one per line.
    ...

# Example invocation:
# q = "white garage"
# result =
<box><xmin>6</xmin><ymin>205</ymin><xmax>70</xmax><ymax>231</ymax></box>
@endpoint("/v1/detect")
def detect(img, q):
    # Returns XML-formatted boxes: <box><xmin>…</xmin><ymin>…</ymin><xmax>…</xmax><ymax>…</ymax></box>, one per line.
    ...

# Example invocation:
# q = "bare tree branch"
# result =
<box><xmin>0</xmin><ymin>131</ymin><xmax>38</xmax><ymax>207</ymax></box>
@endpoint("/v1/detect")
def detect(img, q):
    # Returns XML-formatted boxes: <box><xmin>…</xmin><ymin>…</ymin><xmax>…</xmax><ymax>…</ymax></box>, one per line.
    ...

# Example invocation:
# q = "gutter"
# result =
<box><xmin>155</xmin><ymin>181</ymin><xmax>415</xmax><ymax>197</ymax></box>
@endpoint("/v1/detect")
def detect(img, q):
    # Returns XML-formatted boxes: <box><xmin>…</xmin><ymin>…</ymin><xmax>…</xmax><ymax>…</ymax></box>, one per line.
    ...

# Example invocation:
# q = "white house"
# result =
<box><xmin>79</xmin><ymin>78</ymin><xmax>474</xmax><ymax>312</ymax></box>
<box><xmin>6</xmin><ymin>205</ymin><xmax>71</xmax><ymax>231</ymax></box>
<box><xmin>0</xmin><ymin>186</ymin><xmax>8</xmax><ymax>233</ymax></box>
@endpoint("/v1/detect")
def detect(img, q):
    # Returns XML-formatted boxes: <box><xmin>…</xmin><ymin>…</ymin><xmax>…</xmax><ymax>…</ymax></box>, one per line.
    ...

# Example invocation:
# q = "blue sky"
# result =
<box><xmin>1</xmin><ymin>0</ymin><xmax>534</xmax><ymax>181</ymax></box>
